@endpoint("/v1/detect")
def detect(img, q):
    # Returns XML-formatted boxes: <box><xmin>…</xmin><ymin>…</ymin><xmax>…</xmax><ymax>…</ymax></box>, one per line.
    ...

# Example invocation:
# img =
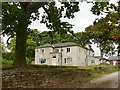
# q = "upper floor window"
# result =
<box><xmin>40</xmin><ymin>48</ymin><xmax>44</xmax><ymax>53</ymax></box>
<box><xmin>36</xmin><ymin>49</ymin><xmax>39</xmax><ymax>52</ymax></box>
<box><xmin>67</xmin><ymin>48</ymin><xmax>70</xmax><ymax>52</ymax></box>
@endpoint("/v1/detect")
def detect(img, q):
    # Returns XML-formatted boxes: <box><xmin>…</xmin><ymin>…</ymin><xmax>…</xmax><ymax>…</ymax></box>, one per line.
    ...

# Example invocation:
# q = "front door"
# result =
<box><xmin>52</xmin><ymin>58</ymin><xmax>56</xmax><ymax>65</ymax></box>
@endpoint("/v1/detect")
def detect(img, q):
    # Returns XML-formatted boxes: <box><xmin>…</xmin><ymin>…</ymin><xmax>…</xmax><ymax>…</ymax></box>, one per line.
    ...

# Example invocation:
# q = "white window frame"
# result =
<box><xmin>66</xmin><ymin>57</ymin><xmax>72</xmax><ymax>64</ymax></box>
<box><xmin>39</xmin><ymin>59</ymin><xmax>46</xmax><ymax>64</ymax></box>
<box><xmin>67</xmin><ymin>48</ymin><xmax>70</xmax><ymax>53</ymax></box>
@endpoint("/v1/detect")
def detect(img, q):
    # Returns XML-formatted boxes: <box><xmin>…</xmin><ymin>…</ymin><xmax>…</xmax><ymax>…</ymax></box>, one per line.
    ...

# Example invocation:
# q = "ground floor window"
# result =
<box><xmin>91</xmin><ymin>60</ymin><xmax>95</xmax><ymax>64</ymax></box>
<box><xmin>67</xmin><ymin>57</ymin><xmax>72</xmax><ymax>64</ymax></box>
<box><xmin>39</xmin><ymin>59</ymin><xmax>46</xmax><ymax>64</ymax></box>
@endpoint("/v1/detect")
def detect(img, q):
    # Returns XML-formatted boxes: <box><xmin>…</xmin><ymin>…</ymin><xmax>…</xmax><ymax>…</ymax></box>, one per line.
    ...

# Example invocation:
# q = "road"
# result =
<box><xmin>83</xmin><ymin>71</ymin><xmax>120</xmax><ymax>88</ymax></box>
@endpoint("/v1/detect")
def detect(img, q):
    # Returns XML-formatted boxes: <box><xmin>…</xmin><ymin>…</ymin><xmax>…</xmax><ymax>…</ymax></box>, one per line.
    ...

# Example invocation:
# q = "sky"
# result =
<box><xmin>28</xmin><ymin>2</ymin><xmax>102</xmax><ymax>32</ymax></box>
<box><xmin>2</xmin><ymin>0</ymin><xmax>118</xmax><ymax>57</ymax></box>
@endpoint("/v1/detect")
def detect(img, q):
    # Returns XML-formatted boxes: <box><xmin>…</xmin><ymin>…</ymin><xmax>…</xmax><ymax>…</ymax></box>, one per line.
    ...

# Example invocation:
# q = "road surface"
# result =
<box><xmin>83</xmin><ymin>71</ymin><xmax>120</xmax><ymax>88</ymax></box>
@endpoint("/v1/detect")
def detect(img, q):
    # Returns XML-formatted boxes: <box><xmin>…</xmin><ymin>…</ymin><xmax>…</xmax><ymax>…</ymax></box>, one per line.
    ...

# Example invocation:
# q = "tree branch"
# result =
<box><xmin>42</xmin><ymin>5</ymin><xmax>49</xmax><ymax>16</ymax></box>
<box><xmin>27</xmin><ymin>2</ymin><xmax>48</xmax><ymax>15</ymax></box>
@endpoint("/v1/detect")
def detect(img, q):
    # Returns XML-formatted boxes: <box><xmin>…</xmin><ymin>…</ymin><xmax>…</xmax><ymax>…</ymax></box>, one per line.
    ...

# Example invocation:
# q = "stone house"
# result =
<box><xmin>35</xmin><ymin>42</ymin><xmax>100</xmax><ymax>66</ymax></box>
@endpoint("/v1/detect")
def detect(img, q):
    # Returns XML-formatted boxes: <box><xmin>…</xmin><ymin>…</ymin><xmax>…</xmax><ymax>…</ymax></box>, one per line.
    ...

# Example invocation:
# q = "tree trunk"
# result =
<box><xmin>117</xmin><ymin>44</ymin><xmax>120</xmax><ymax>56</ymax></box>
<box><xmin>13</xmin><ymin>23</ymin><xmax>28</xmax><ymax>67</ymax></box>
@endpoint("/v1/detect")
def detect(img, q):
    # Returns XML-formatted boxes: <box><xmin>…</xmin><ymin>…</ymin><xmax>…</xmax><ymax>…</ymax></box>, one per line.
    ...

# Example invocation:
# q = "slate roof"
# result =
<box><xmin>108</xmin><ymin>56</ymin><xmax>120</xmax><ymax>60</ymax></box>
<box><xmin>36</xmin><ymin>44</ymin><xmax>52</xmax><ymax>48</ymax></box>
<box><xmin>36</xmin><ymin>42</ymin><xmax>94</xmax><ymax>52</ymax></box>
<box><xmin>53</xmin><ymin>42</ymin><xmax>78</xmax><ymax>48</ymax></box>
<box><xmin>36</xmin><ymin>42</ymin><xmax>78</xmax><ymax>48</ymax></box>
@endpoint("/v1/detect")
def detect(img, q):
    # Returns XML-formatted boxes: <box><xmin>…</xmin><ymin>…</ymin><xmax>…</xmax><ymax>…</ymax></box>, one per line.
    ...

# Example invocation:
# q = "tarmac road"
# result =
<box><xmin>83</xmin><ymin>71</ymin><xmax>120</xmax><ymax>88</ymax></box>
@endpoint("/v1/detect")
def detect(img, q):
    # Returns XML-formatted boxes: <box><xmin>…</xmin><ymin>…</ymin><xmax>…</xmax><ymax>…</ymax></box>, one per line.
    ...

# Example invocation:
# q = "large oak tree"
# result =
<box><xmin>2</xmin><ymin>1</ymin><xmax>79</xmax><ymax>67</ymax></box>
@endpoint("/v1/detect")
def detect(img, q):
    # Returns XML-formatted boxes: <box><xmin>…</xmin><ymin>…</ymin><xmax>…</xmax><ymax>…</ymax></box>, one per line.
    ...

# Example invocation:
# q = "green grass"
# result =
<box><xmin>105</xmin><ymin>66</ymin><xmax>120</xmax><ymax>73</ymax></box>
<box><xmin>77</xmin><ymin>64</ymin><xmax>110</xmax><ymax>69</ymax></box>
<box><xmin>86</xmin><ymin>65</ymin><xmax>120</xmax><ymax>80</ymax></box>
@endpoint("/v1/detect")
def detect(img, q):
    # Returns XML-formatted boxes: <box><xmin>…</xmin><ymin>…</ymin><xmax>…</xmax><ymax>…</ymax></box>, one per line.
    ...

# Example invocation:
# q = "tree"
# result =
<box><xmin>84</xmin><ymin>1</ymin><xmax>120</xmax><ymax>57</ymax></box>
<box><xmin>2</xmin><ymin>2</ymin><xmax>80</xmax><ymax>67</ymax></box>
<box><xmin>85</xmin><ymin>12</ymin><xmax>119</xmax><ymax>57</ymax></box>
<box><xmin>85</xmin><ymin>21</ymin><xmax>107</xmax><ymax>57</ymax></box>
<box><xmin>74</xmin><ymin>32</ymin><xmax>92</xmax><ymax>46</ymax></box>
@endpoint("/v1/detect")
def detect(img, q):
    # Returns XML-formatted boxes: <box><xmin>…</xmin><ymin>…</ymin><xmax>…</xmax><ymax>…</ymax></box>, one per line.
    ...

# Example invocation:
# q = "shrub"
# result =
<box><xmin>2</xmin><ymin>58</ymin><xmax>13</xmax><ymax>69</ymax></box>
<box><xmin>105</xmin><ymin>66</ymin><xmax>120</xmax><ymax>73</ymax></box>
<box><xmin>2</xmin><ymin>52</ymin><xmax>14</xmax><ymax>60</ymax></box>
<box><xmin>26</xmin><ymin>57</ymin><xmax>31</xmax><ymax>64</ymax></box>
<box><xmin>2</xmin><ymin>58</ymin><xmax>13</xmax><ymax>65</ymax></box>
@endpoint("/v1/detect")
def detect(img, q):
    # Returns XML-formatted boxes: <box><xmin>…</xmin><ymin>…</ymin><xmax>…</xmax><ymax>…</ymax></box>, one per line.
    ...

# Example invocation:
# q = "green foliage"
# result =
<box><xmin>2</xmin><ymin>58</ymin><xmax>13</xmax><ymax>69</ymax></box>
<box><xmin>74</xmin><ymin>32</ymin><xmax>92</xmax><ymax>46</ymax></box>
<box><xmin>105</xmin><ymin>66</ymin><xmax>120</xmax><ymax>73</ymax></box>
<box><xmin>2</xmin><ymin>52</ymin><xmax>14</xmax><ymax>60</ymax></box>
<box><xmin>2</xmin><ymin>58</ymin><xmax>13</xmax><ymax>65</ymax></box>
<box><xmin>85</xmin><ymin>13</ymin><xmax>118</xmax><ymax>57</ymax></box>
<box><xmin>87</xmin><ymin>66</ymin><xmax>120</xmax><ymax>80</ymax></box>
<box><xmin>91</xmin><ymin>2</ymin><xmax>109</xmax><ymax>15</ymax></box>
<box><xmin>89</xmin><ymin>1</ymin><xmax>120</xmax><ymax>57</ymax></box>
<box><xmin>26</xmin><ymin>57</ymin><xmax>31</xmax><ymax>65</ymax></box>
<box><xmin>26</xmin><ymin>37</ymin><xmax>37</xmax><ymax>59</ymax></box>
<box><xmin>88</xmin><ymin>71</ymin><xmax>101</xmax><ymax>79</ymax></box>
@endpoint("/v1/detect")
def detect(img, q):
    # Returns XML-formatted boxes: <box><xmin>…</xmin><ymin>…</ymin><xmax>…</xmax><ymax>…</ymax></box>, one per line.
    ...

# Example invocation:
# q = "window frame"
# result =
<box><xmin>67</xmin><ymin>48</ymin><xmax>70</xmax><ymax>53</ymax></box>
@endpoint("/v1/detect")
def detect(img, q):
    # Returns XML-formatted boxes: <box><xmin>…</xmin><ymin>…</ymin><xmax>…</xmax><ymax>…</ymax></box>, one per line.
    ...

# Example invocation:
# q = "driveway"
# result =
<box><xmin>83</xmin><ymin>71</ymin><xmax>120</xmax><ymax>88</ymax></box>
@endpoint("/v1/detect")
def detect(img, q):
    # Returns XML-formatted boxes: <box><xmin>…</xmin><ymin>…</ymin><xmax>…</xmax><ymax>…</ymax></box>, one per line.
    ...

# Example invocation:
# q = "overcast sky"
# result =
<box><xmin>28</xmin><ymin>2</ymin><xmax>102</xmax><ymax>32</ymax></box>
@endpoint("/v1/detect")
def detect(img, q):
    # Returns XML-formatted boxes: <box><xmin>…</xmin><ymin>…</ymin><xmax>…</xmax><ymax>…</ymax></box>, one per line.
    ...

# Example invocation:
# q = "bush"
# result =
<box><xmin>105</xmin><ymin>66</ymin><xmax>120</xmax><ymax>73</ymax></box>
<box><xmin>26</xmin><ymin>57</ymin><xmax>31</xmax><ymax>64</ymax></box>
<box><xmin>2</xmin><ymin>52</ymin><xmax>14</xmax><ymax>60</ymax></box>
<box><xmin>2</xmin><ymin>58</ymin><xmax>13</xmax><ymax>69</ymax></box>
<box><xmin>2</xmin><ymin>58</ymin><xmax>13</xmax><ymax>65</ymax></box>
